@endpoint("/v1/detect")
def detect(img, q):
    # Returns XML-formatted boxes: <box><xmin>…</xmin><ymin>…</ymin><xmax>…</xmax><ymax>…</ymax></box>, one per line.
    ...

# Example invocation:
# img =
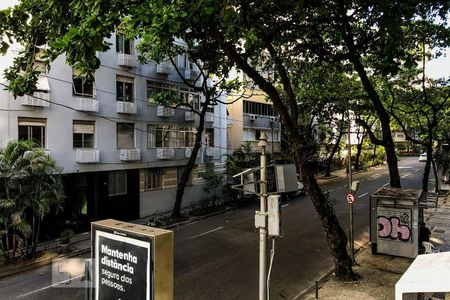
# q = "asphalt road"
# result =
<box><xmin>0</xmin><ymin>157</ymin><xmax>429</xmax><ymax>300</ymax></box>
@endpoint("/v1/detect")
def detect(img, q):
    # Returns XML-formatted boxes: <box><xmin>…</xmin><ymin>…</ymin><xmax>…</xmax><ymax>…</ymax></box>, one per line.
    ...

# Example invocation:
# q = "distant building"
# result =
<box><xmin>0</xmin><ymin>33</ymin><xmax>228</xmax><ymax>223</ymax></box>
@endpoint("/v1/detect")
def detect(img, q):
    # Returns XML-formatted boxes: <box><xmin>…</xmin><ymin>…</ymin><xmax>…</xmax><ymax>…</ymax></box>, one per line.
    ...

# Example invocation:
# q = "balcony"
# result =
<box><xmin>74</xmin><ymin>97</ymin><xmax>99</xmax><ymax>112</ymax></box>
<box><xmin>157</xmin><ymin>147</ymin><xmax>175</xmax><ymax>160</ymax></box>
<box><xmin>185</xmin><ymin>111</ymin><xmax>195</xmax><ymax>121</ymax></box>
<box><xmin>205</xmin><ymin>112</ymin><xmax>214</xmax><ymax>123</ymax></box>
<box><xmin>75</xmin><ymin>149</ymin><xmax>100</xmax><ymax>163</ymax></box>
<box><xmin>119</xmin><ymin>149</ymin><xmax>140</xmax><ymax>161</ymax></box>
<box><xmin>118</xmin><ymin>54</ymin><xmax>135</xmax><ymax>67</ymax></box>
<box><xmin>185</xmin><ymin>147</ymin><xmax>193</xmax><ymax>158</ymax></box>
<box><xmin>18</xmin><ymin>92</ymin><xmax>50</xmax><ymax>107</ymax></box>
<box><xmin>205</xmin><ymin>147</ymin><xmax>215</xmax><ymax>157</ymax></box>
<box><xmin>157</xmin><ymin>106</ymin><xmax>175</xmax><ymax>117</ymax></box>
<box><xmin>116</xmin><ymin>101</ymin><xmax>137</xmax><ymax>114</ymax></box>
<box><xmin>156</xmin><ymin>62</ymin><xmax>173</xmax><ymax>74</ymax></box>
<box><xmin>184</xmin><ymin>68</ymin><xmax>201</xmax><ymax>81</ymax></box>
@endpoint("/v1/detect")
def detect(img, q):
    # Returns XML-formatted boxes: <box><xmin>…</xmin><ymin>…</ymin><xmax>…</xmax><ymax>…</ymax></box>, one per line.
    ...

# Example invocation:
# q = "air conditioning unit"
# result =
<box><xmin>249</xmin><ymin>114</ymin><xmax>257</xmax><ymax>121</ymax></box>
<box><xmin>119</xmin><ymin>149</ymin><xmax>141</xmax><ymax>161</ymax></box>
<box><xmin>19</xmin><ymin>92</ymin><xmax>50</xmax><ymax>107</ymax></box>
<box><xmin>270</xmin><ymin>116</ymin><xmax>277</xmax><ymax>122</ymax></box>
<box><xmin>185</xmin><ymin>147</ymin><xmax>193</xmax><ymax>158</ymax></box>
<box><xmin>74</xmin><ymin>97</ymin><xmax>99</xmax><ymax>112</ymax></box>
<box><xmin>116</xmin><ymin>101</ymin><xmax>137</xmax><ymax>114</ymax></box>
<box><xmin>157</xmin><ymin>106</ymin><xmax>175</xmax><ymax>117</ymax></box>
<box><xmin>157</xmin><ymin>147</ymin><xmax>175</xmax><ymax>160</ymax></box>
<box><xmin>76</xmin><ymin>149</ymin><xmax>100</xmax><ymax>163</ymax></box>
<box><xmin>185</xmin><ymin>111</ymin><xmax>195</xmax><ymax>121</ymax></box>
<box><xmin>118</xmin><ymin>53</ymin><xmax>135</xmax><ymax>67</ymax></box>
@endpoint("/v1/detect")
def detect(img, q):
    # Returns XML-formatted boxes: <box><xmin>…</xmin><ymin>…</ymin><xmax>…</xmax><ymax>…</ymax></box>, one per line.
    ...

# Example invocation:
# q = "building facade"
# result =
<box><xmin>0</xmin><ymin>34</ymin><xmax>228</xmax><ymax>224</ymax></box>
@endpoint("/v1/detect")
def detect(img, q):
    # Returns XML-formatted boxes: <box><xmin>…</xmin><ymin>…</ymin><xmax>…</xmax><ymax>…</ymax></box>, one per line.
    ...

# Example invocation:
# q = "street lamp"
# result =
<box><xmin>257</xmin><ymin>132</ymin><xmax>269</xmax><ymax>300</ymax></box>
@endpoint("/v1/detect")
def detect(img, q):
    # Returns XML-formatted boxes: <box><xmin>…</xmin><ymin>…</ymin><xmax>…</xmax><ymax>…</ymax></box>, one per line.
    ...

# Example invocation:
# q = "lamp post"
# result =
<box><xmin>257</xmin><ymin>132</ymin><xmax>269</xmax><ymax>300</ymax></box>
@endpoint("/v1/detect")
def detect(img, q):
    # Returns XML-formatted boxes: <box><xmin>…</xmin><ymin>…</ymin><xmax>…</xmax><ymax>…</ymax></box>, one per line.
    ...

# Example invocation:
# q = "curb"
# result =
<box><xmin>292</xmin><ymin>241</ymin><xmax>371</xmax><ymax>300</ymax></box>
<box><xmin>0</xmin><ymin>247</ymin><xmax>91</xmax><ymax>280</ymax></box>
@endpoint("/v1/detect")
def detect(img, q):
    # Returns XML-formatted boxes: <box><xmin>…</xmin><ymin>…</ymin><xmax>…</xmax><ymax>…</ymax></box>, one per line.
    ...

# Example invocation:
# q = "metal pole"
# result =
<box><xmin>259</xmin><ymin>146</ymin><xmax>268</xmax><ymax>300</ymax></box>
<box><xmin>348</xmin><ymin>111</ymin><xmax>355</xmax><ymax>263</ymax></box>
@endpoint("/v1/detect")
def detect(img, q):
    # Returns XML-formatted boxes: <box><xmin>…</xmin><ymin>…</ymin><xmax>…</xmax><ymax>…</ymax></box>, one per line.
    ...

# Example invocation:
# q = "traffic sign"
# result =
<box><xmin>347</xmin><ymin>193</ymin><xmax>355</xmax><ymax>204</ymax></box>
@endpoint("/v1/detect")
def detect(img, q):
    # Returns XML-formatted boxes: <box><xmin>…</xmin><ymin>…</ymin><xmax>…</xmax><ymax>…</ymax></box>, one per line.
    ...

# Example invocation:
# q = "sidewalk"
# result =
<box><xmin>303</xmin><ymin>192</ymin><xmax>450</xmax><ymax>300</ymax></box>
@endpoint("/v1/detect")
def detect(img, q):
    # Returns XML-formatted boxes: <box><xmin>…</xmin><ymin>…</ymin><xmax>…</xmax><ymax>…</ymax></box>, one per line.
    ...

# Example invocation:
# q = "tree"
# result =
<box><xmin>5</xmin><ymin>0</ymin><xmax>448</xmax><ymax>281</ymax></box>
<box><xmin>0</xmin><ymin>140</ymin><xmax>63</xmax><ymax>259</ymax></box>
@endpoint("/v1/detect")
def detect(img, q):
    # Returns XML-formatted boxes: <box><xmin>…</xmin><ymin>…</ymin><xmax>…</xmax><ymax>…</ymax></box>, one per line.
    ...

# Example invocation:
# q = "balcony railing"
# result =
<box><xmin>18</xmin><ymin>92</ymin><xmax>50</xmax><ymax>107</ymax></box>
<box><xmin>116</xmin><ymin>101</ymin><xmax>137</xmax><ymax>114</ymax></box>
<box><xmin>157</xmin><ymin>147</ymin><xmax>175</xmax><ymax>160</ymax></box>
<box><xmin>119</xmin><ymin>149</ymin><xmax>140</xmax><ymax>161</ymax></box>
<box><xmin>75</xmin><ymin>149</ymin><xmax>100</xmax><ymax>163</ymax></box>
<box><xmin>74</xmin><ymin>97</ymin><xmax>99</xmax><ymax>112</ymax></box>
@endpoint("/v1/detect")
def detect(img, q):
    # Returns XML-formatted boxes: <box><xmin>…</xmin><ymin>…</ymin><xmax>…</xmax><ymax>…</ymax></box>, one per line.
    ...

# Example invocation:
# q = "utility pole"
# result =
<box><xmin>257</xmin><ymin>133</ymin><xmax>269</xmax><ymax>300</ymax></box>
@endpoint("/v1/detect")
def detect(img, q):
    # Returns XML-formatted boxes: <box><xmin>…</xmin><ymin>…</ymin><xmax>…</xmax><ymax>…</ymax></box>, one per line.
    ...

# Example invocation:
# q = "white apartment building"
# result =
<box><xmin>0</xmin><ymin>34</ymin><xmax>228</xmax><ymax>223</ymax></box>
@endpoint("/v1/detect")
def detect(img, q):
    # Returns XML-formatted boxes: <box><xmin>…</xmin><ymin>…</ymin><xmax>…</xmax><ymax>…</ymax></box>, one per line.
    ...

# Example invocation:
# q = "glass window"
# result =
<box><xmin>205</xmin><ymin>128</ymin><xmax>214</xmax><ymax>146</ymax></box>
<box><xmin>73</xmin><ymin>121</ymin><xmax>95</xmax><ymax>148</ymax></box>
<box><xmin>116</xmin><ymin>34</ymin><xmax>132</xmax><ymax>54</ymax></box>
<box><xmin>73</xmin><ymin>70</ymin><xmax>94</xmax><ymax>97</ymax></box>
<box><xmin>163</xmin><ymin>167</ymin><xmax>178</xmax><ymax>188</ymax></box>
<box><xmin>139</xmin><ymin>168</ymin><xmax>163</xmax><ymax>191</ymax></box>
<box><xmin>18</xmin><ymin>118</ymin><xmax>46</xmax><ymax>148</ymax></box>
<box><xmin>116</xmin><ymin>76</ymin><xmax>134</xmax><ymax>102</ymax></box>
<box><xmin>108</xmin><ymin>170</ymin><xmax>127</xmax><ymax>196</ymax></box>
<box><xmin>117</xmin><ymin>123</ymin><xmax>134</xmax><ymax>149</ymax></box>
<box><xmin>147</xmin><ymin>80</ymin><xmax>176</xmax><ymax>104</ymax></box>
<box><xmin>147</xmin><ymin>124</ymin><xmax>156</xmax><ymax>148</ymax></box>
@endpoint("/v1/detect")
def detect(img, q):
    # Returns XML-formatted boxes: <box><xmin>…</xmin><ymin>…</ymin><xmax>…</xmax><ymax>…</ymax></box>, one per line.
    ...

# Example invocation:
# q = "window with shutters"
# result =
<box><xmin>117</xmin><ymin>123</ymin><xmax>135</xmax><ymax>149</ymax></box>
<box><xmin>18</xmin><ymin>118</ymin><xmax>46</xmax><ymax>148</ymax></box>
<box><xmin>73</xmin><ymin>121</ymin><xmax>95</xmax><ymax>148</ymax></box>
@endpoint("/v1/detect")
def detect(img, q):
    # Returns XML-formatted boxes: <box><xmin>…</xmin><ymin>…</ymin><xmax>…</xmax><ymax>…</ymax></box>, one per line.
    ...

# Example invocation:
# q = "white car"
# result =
<box><xmin>419</xmin><ymin>153</ymin><xmax>427</xmax><ymax>162</ymax></box>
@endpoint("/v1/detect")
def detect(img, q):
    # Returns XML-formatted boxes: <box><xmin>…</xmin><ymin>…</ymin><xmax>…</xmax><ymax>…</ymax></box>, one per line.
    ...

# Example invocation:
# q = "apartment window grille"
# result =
<box><xmin>243</xmin><ymin>100</ymin><xmax>276</xmax><ymax>116</ymax></box>
<box><xmin>18</xmin><ymin>118</ymin><xmax>46</xmax><ymax>148</ymax></box>
<box><xmin>139</xmin><ymin>168</ymin><xmax>163</xmax><ymax>192</ymax></box>
<box><xmin>116</xmin><ymin>76</ymin><xmax>134</xmax><ymax>102</ymax></box>
<box><xmin>73</xmin><ymin>121</ymin><xmax>95</xmax><ymax>148</ymax></box>
<box><xmin>146</xmin><ymin>80</ymin><xmax>176</xmax><ymax>104</ymax></box>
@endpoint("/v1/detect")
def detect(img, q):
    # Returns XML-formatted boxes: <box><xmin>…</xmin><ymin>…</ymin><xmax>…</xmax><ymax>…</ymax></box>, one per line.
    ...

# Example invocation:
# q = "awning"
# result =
<box><xmin>36</xmin><ymin>76</ymin><xmax>50</xmax><ymax>91</ymax></box>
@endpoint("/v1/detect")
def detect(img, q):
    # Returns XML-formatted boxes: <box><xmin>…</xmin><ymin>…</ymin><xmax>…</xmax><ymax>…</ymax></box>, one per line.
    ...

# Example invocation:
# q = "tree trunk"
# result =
<box><xmin>324</xmin><ymin>129</ymin><xmax>344</xmax><ymax>177</ymax></box>
<box><xmin>353</xmin><ymin>129</ymin><xmax>366</xmax><ymax>171</ymax></box>
<box><xmin>172</xmin><ymin>111</ymin><xmax>207</xmax><ymax>219</ymax></box>
<box><xmin>432</xmin><ymin>159</ymin><xmax>439</xmax><ymax>193</ymax></box>
<box><xmin>298</xmin><ymin>157</ymin><xmax>358</xmax><ymax>281</ymax></box>
<box><xmin>422</xmin><ymin>144</ymin><xmax>433</xmax><ymax>193</ymax></box>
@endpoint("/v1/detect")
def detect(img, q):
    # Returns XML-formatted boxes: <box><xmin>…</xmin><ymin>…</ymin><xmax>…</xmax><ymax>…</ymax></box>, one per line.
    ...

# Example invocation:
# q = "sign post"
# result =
<box><xmin>91</xmin><ymin>219</ymin><xmax>173</xmax><ymax>300</ymax></box>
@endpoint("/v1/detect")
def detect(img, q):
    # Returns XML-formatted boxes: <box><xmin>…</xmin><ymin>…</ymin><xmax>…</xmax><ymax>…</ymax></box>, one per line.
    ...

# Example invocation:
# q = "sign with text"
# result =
<box><xmin>92</xmin><ymin>219</ymin><xmax>173</xmax><ymax>300</ymax></box>
<box><xmin>95</xmin><ymin>230</ymin><xmax>151</xmax><ymax>300</ymax></box>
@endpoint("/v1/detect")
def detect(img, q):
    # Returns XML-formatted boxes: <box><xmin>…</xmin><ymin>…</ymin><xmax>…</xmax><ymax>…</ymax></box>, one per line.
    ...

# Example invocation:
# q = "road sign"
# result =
<box><xmin>347</xmin><ymin>193</ymin><xmax>355</xmax><ymax>204</ymax></box>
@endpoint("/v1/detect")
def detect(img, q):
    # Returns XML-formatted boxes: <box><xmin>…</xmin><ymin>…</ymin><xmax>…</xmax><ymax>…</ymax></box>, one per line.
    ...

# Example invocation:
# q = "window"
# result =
<box><xmin>180</xmin><ymin>87</ymin><xmax>200</xmax><ymax>109</ymax></box>
<box><xmin>18</xmin><ymin>118</ymin><xmax>46</xmax><ymax>147</ymax></box>
<box><xmin>116</xmin><ymin>76</ymin><xmax>134</xmax><ymax>102</ymax></box>
<box><xmin>205</xmin><ymin>128</ymin><xmax>214</xmax><ymax>146</ymax></box>
<box><xmin>243</xmin><ymin>100</ymin><xmax>276</xmax><ymax>116</ymax></box>
<box><xmin>109</xmin><ymin>170</ymin><xmax>127</xmax><ymax>196</ymax></box>
<box><xmin>116</xmin><ymin>34</ymin><xmax>132</xmax><ymax>54</ymax></box>
<box><xmin>243</xmin><ymin>128</ymin><xmax>265</xmax><ymax>141</ymax></box>
<box><xmin>73</xmin><ymin>121</ymin><xmax>95</xmax><ymax>148</ymax></box>
<box><xmin>117</xmin><ymin>123</ymin><xmax>135</xmax><ymax>149</ymax></box>
<box><xmin>73</xmin><ymin>69</ymin><xmax>94</xmax><ymax>97</ymax></box>
<box><xmin>148</xmin><ymin>125</ymin><xmax>196</xmax><ymax>148</ymax></box>
<box><xmin>147</xmin><ymin>80</ymin><xmax>176</xmax><ymax>104</ymax></box>
<box><xmin>163</xmin><ymin>167</ymin><xmax>178</xmax><ymax>188</ymax></box>
<box><xmin>139</xmin><ymin>168</ymin><xmax>162</xmax><ymax>192</ymax></box>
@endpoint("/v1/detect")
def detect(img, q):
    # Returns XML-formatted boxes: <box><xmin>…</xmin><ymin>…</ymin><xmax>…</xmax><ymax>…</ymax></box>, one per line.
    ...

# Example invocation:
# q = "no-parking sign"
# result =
<box><xmin>347</xmin><ymin>193</ymin><xmax>355</xmax><ymax>204</ymax></box>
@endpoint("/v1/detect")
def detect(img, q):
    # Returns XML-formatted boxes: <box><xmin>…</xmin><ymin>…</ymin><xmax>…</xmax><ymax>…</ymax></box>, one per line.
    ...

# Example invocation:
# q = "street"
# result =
<box><xmin>0</xmin><ymin>157</ymin><xmax>429</xmax><ymax>299</ymax></box>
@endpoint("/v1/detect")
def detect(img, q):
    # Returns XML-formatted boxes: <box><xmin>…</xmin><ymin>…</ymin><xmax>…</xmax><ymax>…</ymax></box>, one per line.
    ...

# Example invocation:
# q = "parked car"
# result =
<box><xmin>419</xmin><ymin>153</ymin><xmax>427</xmax><ymax>162</ymax></box>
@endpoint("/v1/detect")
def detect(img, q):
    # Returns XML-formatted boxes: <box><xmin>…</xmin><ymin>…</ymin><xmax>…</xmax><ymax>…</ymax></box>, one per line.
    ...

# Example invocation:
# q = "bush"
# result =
<box><xmin>59</xmin><ymin>229</ymin><xmax>74</xmax><ymax>244</ymax></box>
